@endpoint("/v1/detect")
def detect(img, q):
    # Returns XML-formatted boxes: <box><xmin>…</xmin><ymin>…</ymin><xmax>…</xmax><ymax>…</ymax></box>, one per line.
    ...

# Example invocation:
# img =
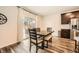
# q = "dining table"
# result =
<box><xmin>37</xmin><ymin>31</ymin><xmax>54</xmax><ymax>49</ymax></box>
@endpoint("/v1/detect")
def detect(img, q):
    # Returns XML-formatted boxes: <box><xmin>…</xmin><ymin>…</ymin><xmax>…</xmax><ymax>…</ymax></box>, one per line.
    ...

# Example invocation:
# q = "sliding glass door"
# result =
<box><xmin>23</xmin><ymin>17</ymin><xmax>36</xmax><ymax>39</ymax></box>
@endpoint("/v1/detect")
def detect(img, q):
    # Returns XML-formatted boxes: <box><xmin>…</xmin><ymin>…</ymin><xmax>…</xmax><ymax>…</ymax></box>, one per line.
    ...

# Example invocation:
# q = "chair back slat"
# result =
<box><xmin>29</xmin><ymin>28</ymin><xmax>49</xmax><ymax>53</ymax></box>
<box><xmin>30</xmin><ymin>36</ymin><xmax>37</xmax><ymax>40</ymax></box>
<box><xmin>29</xmin><ymin>28</ymin><xmax>37</xmax><ymax>40</ymax></box>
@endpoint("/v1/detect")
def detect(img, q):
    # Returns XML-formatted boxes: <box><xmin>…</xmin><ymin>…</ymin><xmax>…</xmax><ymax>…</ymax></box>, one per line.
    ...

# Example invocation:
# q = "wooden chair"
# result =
<box><xmin>47</xmin><ymin>27</ymin><xmax>52</xmax><ymax>32</ymax></box>
<box><xmin>46</xmin><ymin>27</ymin><xmax>53</xmax><ymax>41</ymax></box>
<box><xmin>36</xmin><ymin>28</ymin><xmax>40</xmax><ymax>32</ymax></box>
<box><xmin>44</xmin><ymin>27</ymin><xmax>53</xmax><ymax>47</ymax></box>
<box><xmin>28</xmin><ymin>28</ymin><xmax>43</xmax><ymax>53</ymax></box>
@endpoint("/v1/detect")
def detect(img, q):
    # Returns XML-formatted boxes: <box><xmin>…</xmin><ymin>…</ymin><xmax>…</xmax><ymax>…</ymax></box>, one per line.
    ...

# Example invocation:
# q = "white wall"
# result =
<box><xmin>43</xmin><ymin>14</ymin><xmax>61</xmax><ymax>36</ymax></box>
<box><xmin>0</xmin><ymin>6</ymin><xmax>18</xmax><ymax>48</ymax></box>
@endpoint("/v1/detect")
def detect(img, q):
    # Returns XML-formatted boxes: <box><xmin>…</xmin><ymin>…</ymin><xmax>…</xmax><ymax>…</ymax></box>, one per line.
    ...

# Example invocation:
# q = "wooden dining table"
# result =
<box><xmin>37</xmin><ymin>31</ymin><xmax>54</xmax><ymax>49</ymax></box>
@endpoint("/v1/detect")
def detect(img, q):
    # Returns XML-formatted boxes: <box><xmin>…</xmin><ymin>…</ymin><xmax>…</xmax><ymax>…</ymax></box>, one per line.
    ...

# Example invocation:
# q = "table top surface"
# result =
<box><xmin>37</xmin><ymin>31</ymin><xmax>54</xmax><ymax>36</ymax></box>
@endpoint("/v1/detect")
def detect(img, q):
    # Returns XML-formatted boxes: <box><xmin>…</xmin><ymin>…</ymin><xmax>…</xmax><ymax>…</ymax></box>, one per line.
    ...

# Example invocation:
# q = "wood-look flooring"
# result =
<box><xmin>0</xmin><ymin>37</ymin><xmax>76</xmax><ymax>53</ymax></box>
<box><xmin>44</xmin><ymin>37</ymin><xmax>76</xmax><ymax>53</ymax></box>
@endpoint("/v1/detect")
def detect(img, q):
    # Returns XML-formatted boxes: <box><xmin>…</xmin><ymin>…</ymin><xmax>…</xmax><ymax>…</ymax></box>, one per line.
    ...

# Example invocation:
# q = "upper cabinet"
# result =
<box><xmin>61</xmin><ymin>10</ymin><xmax>79</xmax><ymax>24</ymax></box>
<box><xmin>61</xmin><ymin>13</ymin><xmax>71</xmax><ymax>24</ymax></box>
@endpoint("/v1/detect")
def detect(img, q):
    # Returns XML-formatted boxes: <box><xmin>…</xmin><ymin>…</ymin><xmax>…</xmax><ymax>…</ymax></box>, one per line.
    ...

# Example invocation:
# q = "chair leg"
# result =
<box><xmin>36</xmin><ymin>47</ymin><xmax>38</xmax><ymax>53</ymax></box>
<box><xmin>42</xmin><ymin>37</ymin><xmax>44</xmax><ymax>49</ymax></box>
<box><xmin>45</xmin><ymin>40</ymin><xmax>48</xmax><ymax>48</ymax></box>
<box><xmin>47</xmin><ymin>41</ymin><xmax>48</xmax><ymax>48</ymax></box>
<box><xmin>36</xmin><ymin>44</ymin><xmax>38</xmax><ymax>53</ymax></box>
<box><xmin>29</xmin><ymin>41</ymin><xmax>31</xmax><ymax>52</ymax></box>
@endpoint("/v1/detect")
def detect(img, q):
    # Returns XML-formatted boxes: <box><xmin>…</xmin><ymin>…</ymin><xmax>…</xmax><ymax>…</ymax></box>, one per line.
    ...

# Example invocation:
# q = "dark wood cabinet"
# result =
<box><xmin>61</xmin><ymin>10</ymin><xmax>79</xmax><ymax>24</ymax></box>
<box><xmin>61</xmin><ymin>29</ymin><xmax>70</xmax><ymax>39</ymax></box>
<box><xmin>61</xmin><ymin>13</ymin><xmax>71</xmax><ymax>24</ymax></box>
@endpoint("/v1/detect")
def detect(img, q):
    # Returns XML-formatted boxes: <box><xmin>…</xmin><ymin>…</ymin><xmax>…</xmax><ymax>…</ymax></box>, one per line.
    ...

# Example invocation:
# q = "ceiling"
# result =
<box><xmin>22</xmin><ymin>6</ymin><xmax>79</xmax><ymax>16</ymax></box>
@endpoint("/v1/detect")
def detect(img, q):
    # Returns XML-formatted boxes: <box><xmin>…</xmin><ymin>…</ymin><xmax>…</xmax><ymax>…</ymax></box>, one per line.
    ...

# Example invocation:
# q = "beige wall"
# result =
<box><xmin>36</xmin><ymin>16</ymin><xmax>43</xmax><ymax>30</ymax></box>
<box><xmin>17</xmin><ymin>8</ymin><xmax>24</xmax><ymax>41</ymax></box>
<box><xmin>0</xmin><ymin>6</ymin><xmax>18</xmax><ymax>48</ymax></box>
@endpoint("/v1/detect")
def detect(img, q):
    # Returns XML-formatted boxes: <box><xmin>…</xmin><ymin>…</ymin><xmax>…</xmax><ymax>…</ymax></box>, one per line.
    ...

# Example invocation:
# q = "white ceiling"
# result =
<box><xmin>22</xmin><ymin>6</ymin><xmax>79</xmax><ymax>16</ymax></box>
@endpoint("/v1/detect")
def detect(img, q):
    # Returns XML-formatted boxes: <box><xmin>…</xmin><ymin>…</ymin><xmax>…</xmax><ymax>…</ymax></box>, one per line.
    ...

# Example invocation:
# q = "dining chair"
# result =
<box><xmin>47</xmin><ymin>27</ymin><xmax>53</xmax><ymax>41</ymax></box>
<box><xmin>47</xmin><ymin>27</ymin><xmax>52</xmax><ymax>32</ymax></box>
<box><xmin>36</xmin><ymin>28</ymin><xmax>40</xmax><ymax>32</ymax></box>
<box><xmin>44</xmin><ymin>27</ymin><xmax>53</xmax><ymax>47</ymax></box>
<box><xmin>28</xmin><ymin>28</ymin><xmax>43</xmax><ymax>53</ymax></box>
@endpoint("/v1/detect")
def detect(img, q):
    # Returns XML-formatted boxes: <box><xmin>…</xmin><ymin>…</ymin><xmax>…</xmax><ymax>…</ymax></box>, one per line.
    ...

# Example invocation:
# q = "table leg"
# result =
<box><xmin>42</xmin><ymin>36</ymin><xmax>45</xmax><ymax>49</ymax></box>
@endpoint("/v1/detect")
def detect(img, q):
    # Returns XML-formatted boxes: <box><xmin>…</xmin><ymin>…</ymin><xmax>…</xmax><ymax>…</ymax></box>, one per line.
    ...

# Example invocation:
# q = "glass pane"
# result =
<box><xmin>23</xmin><ymin>17</ymin><xmax>36</xmax><ymax>39</ymax></box>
